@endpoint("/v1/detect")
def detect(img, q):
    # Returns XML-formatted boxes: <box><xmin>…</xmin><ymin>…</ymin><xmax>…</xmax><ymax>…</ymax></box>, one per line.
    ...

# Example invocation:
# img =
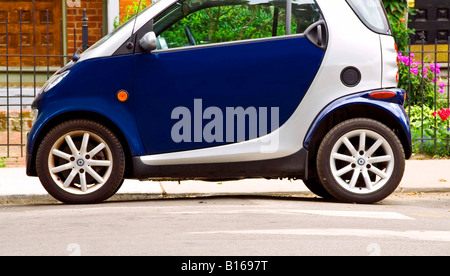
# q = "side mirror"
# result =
<box><xmin>139</xmin><ymin>31</ymin><xmax>157</xmax><ymax>52</ymax></box>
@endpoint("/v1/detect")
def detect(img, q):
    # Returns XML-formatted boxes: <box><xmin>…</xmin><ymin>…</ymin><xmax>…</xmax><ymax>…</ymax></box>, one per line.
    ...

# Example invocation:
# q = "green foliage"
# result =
<box><xmin>408</xmin><ymin>105</ymin><xmax>450</xmax><ymax>156</ymax></box>
<box><xmin>399</xmin><ymin>52</ymin><xmax>449</xmax><ymax>156</ymax></box>
<box><xmin>114</xmin><ymin>1</ymin><xmax>150</xmax><ymax>29</ymax></box>
<box><xmin>0</xmin><ymin>157</ymin><xmax>5</xmax><ymax>168</ymax></box>
<box><xmin>382</xmin><ymin>0</ymin><xmax>416</xmax><ymax>51</ymax></box>
<box><xmin>162</xmin><ymin>5</ymin><xmax>290</xmax><ymax>48</ymax></box>
<box><xmin>398</xmin><ymin>53</ymin><xmax>446</xmax><ymax>108</ymax></box>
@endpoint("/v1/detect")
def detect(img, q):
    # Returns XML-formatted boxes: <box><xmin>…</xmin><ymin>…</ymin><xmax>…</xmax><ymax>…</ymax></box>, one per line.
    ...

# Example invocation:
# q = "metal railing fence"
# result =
<box><xmin>1</xmin><ymin>8</ymin><xmax>89</xmax><ymax>158</ymax></box>
<box><xmin>400</xmin><ymin>35</ymin><xmax>450</xmax><ymax>156</ymax></box>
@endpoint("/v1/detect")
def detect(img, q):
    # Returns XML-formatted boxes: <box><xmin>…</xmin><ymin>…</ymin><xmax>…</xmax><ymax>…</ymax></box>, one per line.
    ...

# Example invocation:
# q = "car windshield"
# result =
<box><xmin>81</xmin><ymin>1</ymin><xmax>162</xmax><ymax>55</ymax></box>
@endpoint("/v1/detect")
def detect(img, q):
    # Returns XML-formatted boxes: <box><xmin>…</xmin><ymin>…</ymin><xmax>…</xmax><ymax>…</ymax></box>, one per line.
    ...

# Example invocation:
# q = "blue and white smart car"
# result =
<box><xmin>27</xmin><ymin>0</ymin><xmax>412</xmax><ymax>204</ymax></box>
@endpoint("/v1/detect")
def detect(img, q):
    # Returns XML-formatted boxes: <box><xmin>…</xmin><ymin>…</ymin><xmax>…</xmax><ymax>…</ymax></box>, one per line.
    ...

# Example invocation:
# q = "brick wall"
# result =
<box><xmin>66</xmin><ymin>0</ymin><xmax>103</xmax><ymax>54</ymax></box>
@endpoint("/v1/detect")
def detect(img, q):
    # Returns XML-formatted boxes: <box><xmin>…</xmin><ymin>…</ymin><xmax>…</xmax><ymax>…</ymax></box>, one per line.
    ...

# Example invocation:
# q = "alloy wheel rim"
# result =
<box><xmin>48</xmin><ymin>131</ymin><xmax>113</xmax><ymax>195</ymax></box>
<box><xmin>329</xmin><ymin>129</ymin><xmax>395</xmax><ymax>194</ymax></box>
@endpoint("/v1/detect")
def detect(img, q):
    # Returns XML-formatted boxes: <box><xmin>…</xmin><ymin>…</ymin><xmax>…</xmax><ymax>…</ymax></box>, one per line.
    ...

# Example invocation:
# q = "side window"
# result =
<box><xmin>346</xmin><ymin>0</ymin><xmax>390</xmax><ymax>34</ymax></box>
<box><xmin>153</xmin><ymin>0</ymin><xmax>321</xmax><ymax>50</ymax></box>
<box><xmin>292</xmin><ymin>0</ymin><xmax>322</xmax><ymax>33</ymax></box>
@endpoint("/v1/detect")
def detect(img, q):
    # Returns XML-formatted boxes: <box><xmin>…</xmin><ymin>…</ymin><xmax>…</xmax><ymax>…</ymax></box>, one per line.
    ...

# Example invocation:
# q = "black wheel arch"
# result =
<box><xmin>27</xmin><ymin>111</ymin><xmax>134</xmax><ymax>178</ymax></box>
<box><xmin>305</xmin><ymin>103</ymin><xmax>412</xmax><ymax>178</ymax></box>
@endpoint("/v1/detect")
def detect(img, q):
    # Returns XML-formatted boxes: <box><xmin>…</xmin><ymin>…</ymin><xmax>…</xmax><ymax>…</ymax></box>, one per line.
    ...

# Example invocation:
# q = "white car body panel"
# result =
<box><xmin>380</xmin><ymin>34</ymin><xmax>398</xmax><ymax>88</ymax></box>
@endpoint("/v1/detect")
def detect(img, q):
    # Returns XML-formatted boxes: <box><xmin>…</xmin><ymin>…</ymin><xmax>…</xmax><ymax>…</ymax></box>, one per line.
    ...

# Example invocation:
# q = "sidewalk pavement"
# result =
<box><xmin>1</xmin><ymin>159</ymin><xmax>449</xmax><ymax>204</ymax></box>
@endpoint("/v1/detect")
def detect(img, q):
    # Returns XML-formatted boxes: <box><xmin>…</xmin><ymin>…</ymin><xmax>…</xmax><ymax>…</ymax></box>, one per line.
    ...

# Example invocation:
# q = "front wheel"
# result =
<box><xmin>36</xmin><ymin>119</ymin><xmax>125</xmax><ymax>204</ymax></box>
<box><xmin>316</xmin><ymin>118</ymin><xmax>405</xmax><ymax>204</ymax></box>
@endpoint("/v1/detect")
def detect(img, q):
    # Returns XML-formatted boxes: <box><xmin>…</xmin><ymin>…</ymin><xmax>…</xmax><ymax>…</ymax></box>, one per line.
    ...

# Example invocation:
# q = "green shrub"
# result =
<box><xmin>382</xmin><ymin>0</ymin><xmax>416</xmax><ymax>51</ymax></box>
<box><xmin>398</xmin><ymin>53</ymin><xmax>447</xmax><ymax>108</ymax></box>
<box><xmin>408</xmin><ymin>105</ymin><xmax>450</xmax><ymax>156</ymax></box>
<box><xmin>114</xmin><ymin>1</ymin><xmax>150</xmax><ymax>29</ymax></box>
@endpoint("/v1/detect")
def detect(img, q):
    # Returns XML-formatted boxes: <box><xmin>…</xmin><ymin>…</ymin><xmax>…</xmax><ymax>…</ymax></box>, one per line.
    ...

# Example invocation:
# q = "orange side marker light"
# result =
<box><xmin>117</xmin><ymin>90</ymin><xmax>128</xmax><ymax>102</ymax></box>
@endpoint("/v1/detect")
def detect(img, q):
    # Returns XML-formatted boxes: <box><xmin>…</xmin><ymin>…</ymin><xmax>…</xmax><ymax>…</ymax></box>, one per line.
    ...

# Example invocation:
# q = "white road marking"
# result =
<box><xmin>169</xmin><ymin>209</ymin><xmax>414</xmax><ymax>220</ymax></box>
<box><xmin>189</xmin><ymin>228</ymin><xmax>450</xmax><ymax>242</ymax></box>
<box><xmin>284</xmin><ymin>210</ymin><xmax>414</xmax><ymax>220</ymax></box>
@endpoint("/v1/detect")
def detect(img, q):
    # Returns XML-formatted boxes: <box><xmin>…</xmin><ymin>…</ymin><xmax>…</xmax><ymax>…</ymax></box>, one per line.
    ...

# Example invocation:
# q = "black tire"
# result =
<box><xmin>303</xmin><ymin>178</ymin><xmax>334</xmax><ymax>199</ymax></box>
<box><xmin>36</xmin><ymin>119</ymin><xmax>125</xmax><ymax>204</ymax></box>
<box><xmin>316</xmin><ymin>118</ymin><xmax>405</xmax><ymax>204</ymax></box>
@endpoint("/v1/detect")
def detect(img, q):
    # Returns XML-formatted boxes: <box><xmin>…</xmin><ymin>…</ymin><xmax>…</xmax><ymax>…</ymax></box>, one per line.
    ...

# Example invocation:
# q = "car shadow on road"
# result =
<box><xmin>9</xmin><ymin>191</ymin><xmax>444</xmax><ymax>207</ymax></box>
<box><xmin>106</xmin><ymin>193</ymin><xmax>340</xmax><ymax>205</ymax></box>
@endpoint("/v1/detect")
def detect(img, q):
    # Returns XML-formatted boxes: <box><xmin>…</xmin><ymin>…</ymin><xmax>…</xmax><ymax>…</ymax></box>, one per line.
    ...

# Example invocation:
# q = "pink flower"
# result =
<box><xmin>429</xmin><ymin>63</ymin><xmax>441</xmax><ymax>75</ymax></box>
<box><xmin>438</xmin><ymin>81</ymin><xmax>445</xmax><ymax>93</ymax></box>
<box><xmin>397</xmin><ymin>53</ymin><xmax>414</xmax><ymax>66</ymax></box>
<box><xmin>429</xmin><ymin>63</ymin><xmax>436</xmax><ymax>72</ymax></box>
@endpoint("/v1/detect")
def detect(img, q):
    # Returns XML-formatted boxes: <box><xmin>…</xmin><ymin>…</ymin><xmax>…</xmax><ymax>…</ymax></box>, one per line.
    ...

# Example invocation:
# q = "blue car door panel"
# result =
<box><xmin>133</xmin><ymin>36</ymin><xmax>325</xmax><ymax>154</ymax></box>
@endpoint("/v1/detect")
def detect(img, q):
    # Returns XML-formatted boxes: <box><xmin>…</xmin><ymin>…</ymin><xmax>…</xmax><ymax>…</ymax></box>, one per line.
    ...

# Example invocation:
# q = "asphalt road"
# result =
<box><xmin>0</xmin><ymin>193</ymin><xmax>449</xmax><ymax>256</ymax></box>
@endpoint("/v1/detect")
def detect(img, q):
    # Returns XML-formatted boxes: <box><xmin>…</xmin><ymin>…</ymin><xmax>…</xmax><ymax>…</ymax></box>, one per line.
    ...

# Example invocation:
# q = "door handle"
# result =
<box><xmin>317</xmin><ymin>24</ymin><xmax>323</xmax><ymax>47</ymax></box>
<box><xmin>305</xmin><ymin>20</ymin><xmax>327</xmax><ymax>50</ymax></box>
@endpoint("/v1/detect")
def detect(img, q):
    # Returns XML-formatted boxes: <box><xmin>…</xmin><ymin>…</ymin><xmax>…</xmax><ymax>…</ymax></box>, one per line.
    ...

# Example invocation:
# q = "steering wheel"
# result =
<box><xmin>184</xmin><ymin>26</ymin><xmax>197</xmax><ymax>46</ymax></box>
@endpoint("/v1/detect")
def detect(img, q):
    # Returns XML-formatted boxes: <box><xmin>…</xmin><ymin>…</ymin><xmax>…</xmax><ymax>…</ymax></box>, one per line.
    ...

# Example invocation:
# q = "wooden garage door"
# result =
<box><xmin>0</xmin><ymin>0</ymin><xmax>62</xmax><ymax>67</ymax></box>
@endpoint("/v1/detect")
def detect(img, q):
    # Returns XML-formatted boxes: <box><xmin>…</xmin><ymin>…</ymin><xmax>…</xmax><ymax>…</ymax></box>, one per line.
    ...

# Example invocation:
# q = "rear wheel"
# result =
<box><xmin>36</xmin><ymin>119</ymin><xmax>125</xmax><ymax>204</ymax></box>
<box><xmin>316</xmin><ymin>118</ymin><xmax>405</xmax><ymax>204</ymax></box>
